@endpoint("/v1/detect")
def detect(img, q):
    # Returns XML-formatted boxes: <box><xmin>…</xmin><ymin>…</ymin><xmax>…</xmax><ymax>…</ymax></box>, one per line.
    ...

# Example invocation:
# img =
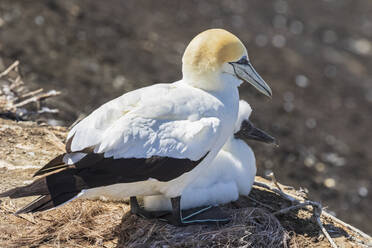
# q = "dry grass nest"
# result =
<box><xmin>0</xmin><ymin>198</ymin><xmax>288</xmax><ymax>248</ymax></box>
<box><xmin>2</xmin><ymin>180</ymin><xmax>369</xmax><ymax>248</ymax></box>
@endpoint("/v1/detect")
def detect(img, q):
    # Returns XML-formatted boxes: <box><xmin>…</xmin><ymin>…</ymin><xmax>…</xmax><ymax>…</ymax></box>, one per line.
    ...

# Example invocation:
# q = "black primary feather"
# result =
<box><xmin>1</xmin><ymin>152</ymin><xmax>208</xmax><ymax>214</ymax></box>
<box><xmin>33</xmin><ymin>154</ymin><xmax>66</xmax><ymax>177</ymax></box>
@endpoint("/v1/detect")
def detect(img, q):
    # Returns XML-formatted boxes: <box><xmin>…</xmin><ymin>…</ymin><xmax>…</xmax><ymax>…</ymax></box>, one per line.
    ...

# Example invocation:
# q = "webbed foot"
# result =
<box><xmin>160</xmin><ymin>196</ymin><xmax>231</xmax><ymax>226</ymax></box>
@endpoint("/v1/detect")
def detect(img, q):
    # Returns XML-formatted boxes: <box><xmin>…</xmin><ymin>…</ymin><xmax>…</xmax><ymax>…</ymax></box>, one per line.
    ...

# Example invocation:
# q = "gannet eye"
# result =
<box><xmin>235</xmin><ymin>56</ymin><xmax>249</xmax><ymax>65</ymax></box>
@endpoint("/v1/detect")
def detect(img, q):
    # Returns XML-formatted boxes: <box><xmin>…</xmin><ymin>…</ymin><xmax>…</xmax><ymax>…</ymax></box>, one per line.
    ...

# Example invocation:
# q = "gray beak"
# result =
<box><xmin>234</xmin><ymin>120</ymin><xmax>276</xmax><ymax>145</ymax></box>
<box><xmin>230</xmin><ymin>57</ymin><xmax>272</xmax><ymax>97</ymax></box>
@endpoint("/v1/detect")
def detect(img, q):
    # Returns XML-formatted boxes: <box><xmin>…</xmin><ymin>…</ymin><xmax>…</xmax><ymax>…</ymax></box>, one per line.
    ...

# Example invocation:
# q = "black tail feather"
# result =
<box><xmin>0</xmin><ymin>177</ymin><xmax>49</xmax><ymax>198</ymax></box>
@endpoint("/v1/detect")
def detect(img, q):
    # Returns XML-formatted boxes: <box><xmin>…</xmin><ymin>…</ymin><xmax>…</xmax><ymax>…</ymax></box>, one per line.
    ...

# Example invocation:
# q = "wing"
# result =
<box><xmin>34</xmin><ymin>82</ymin><xmax>223</xmax><ymax>176</ymax></box>
<box><xmin>66</xmin><ymin>82</ymin><xmax>222</xmax><ymax>160</ymax></box>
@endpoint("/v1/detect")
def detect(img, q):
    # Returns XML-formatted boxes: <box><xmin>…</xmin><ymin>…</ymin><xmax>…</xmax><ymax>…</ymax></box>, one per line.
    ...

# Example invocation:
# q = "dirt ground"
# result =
<box><xmin>0</xmin><ymin>0</ymin><xmax>371</xmax><ymax>236</ymax></box>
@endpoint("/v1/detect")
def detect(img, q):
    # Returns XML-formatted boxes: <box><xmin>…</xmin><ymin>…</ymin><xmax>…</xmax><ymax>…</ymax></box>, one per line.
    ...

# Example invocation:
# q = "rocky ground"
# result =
<box><xmin>0</xmin><ymin>0</ymin><xmax>371</xmax><ymax>238</ymax></box>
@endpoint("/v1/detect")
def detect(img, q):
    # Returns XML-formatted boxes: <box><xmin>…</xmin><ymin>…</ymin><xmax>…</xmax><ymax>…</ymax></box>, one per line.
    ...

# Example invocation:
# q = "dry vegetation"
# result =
<box><xmin>0</xmin><ymin>63</ymin><xmax>371</xmax><ymax>247</ymax></box>
<box><xmin>1</xmin><ymin>173</ymin><xmax>371</xmax><ymax>248</ymax></box>
<box><xmin>0</xmin><ymin>61</ymin><xmax>60</xmax><ymax>122</ymax></box>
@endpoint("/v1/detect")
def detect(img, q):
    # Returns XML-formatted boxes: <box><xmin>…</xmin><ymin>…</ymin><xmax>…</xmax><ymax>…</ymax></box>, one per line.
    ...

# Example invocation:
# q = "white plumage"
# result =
<box><xmin>142</xmin><ymin>100</ymin><xmax>257</xmax><ymax>211</ymax></box>
<box><xmin>77</xmin><ymin>80</ymin><xmax>240</xmax><ymax>198</ymax></box>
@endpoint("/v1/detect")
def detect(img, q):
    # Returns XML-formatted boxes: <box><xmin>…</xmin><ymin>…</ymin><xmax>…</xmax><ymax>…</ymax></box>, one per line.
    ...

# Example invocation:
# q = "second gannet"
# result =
<box><xmin>0</xmin><ymin>29</ymin><xmax>272</xmax><ymax>226</ymax></box>
<box><xmin>142</xmin><ymin>100</ymin><xmax>275</xmax><ymax>223</ymax></box>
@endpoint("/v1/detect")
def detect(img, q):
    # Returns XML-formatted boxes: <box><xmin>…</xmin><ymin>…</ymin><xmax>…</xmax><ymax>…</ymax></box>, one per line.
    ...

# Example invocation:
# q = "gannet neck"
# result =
<box><xmin>182</xmin><ymin>29</ymin><xmax>247</xmax><ymax>91</ymax></box>
<box><xmin>182</xmin><ymin>72</ymin><xmax>242</xmax><ymax>92</ymax></box>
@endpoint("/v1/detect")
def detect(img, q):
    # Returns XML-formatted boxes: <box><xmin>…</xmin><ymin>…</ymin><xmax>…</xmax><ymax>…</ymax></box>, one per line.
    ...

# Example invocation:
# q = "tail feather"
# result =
<box><xmin>15</xmin><ymin>192</ymin><xmax>79</xmax><ymax>214</ymax></box>
<box><xmin>0</xmin><ymin>178</ymin><xmax>49</xmax><ymax>198</ymax></box>
<box><xmin>0</xmin><ymin>169</ymin><xmax>82</xmax><ymax>214</ymax></box>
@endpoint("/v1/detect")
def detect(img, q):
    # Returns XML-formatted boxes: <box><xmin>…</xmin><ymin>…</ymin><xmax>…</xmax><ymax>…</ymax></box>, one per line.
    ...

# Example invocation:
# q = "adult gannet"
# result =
<box><xmin>141</xmin><ymin>100</ymin><xmax>275</xmax><ymax>223</ymax></box>
<box><xmin>0</xmin><ymin>29</ymin><xmax>272</xmax><ymax>226</ymax></box>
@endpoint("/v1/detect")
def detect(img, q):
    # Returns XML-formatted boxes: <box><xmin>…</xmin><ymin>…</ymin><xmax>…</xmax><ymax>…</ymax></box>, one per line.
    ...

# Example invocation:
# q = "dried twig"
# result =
<box><xmin>13</xmin><ymin>90</ymin><xmax>61</xmax><ymax>108</ymax></box>
<box><xmin>261</xmin><ymin>179</ymin><xmax>372</xmax><ymax>246</ymax></box>
<box><xmin>268</xmin><ymin>172</ymin><xmax>283</xmax><ymax>192</ymax></box>
<box><xmin>20</xmin><ymin>88</ymin><xmax>43</xmax><ymax>99</ymax></box>
<box><xmin>0</xmin><ymin>60</ymin><xmax>19</xmax><ymax>78</ymax></box>
<box><xmin>273</xmin><ymin>201</ymin><xmax>312</xmax><ymax>216</ymax></box>
<box><xmin>254</xmin><ymin>179</ymin><xmax>338</xmax><ymax>248</ymax></box>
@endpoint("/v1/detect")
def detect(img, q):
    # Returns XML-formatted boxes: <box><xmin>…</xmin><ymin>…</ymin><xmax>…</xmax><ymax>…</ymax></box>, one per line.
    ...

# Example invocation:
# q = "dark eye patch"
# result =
<box><xmin>236</xmin><ymin>56</ymin><xmax>249</xmax><ymax>65</ymax></box>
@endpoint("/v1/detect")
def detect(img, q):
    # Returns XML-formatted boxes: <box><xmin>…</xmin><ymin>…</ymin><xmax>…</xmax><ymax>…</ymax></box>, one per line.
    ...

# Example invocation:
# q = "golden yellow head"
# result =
<box><xmin>182</xmin><ymin>29</ymin><xmax>272</xmax><ymax>97</ymax></box>
<box><xmin>182</xmin><ymin>29</ymin><xmax>247</xmax><ymax>80</ymax></box>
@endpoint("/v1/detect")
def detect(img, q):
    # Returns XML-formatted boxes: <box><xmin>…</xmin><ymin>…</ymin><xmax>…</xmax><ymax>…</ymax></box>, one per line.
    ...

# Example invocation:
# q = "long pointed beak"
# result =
<box><xmin>230</xmin><ymin>61</ymin><xmax>272</xmax><ymax>97</ymax></box>
<box><xmin>234</xmin><ymin>120</ymin><xmax>276</xmax><ymax>145</ymax></box>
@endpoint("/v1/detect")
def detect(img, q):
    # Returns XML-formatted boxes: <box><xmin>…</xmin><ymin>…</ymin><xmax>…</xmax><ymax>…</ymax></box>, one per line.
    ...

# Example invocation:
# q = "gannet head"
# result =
<box><xmin>234</xmin><ymin>100</ymin><xmax>276</xmax><ymax>144</ymax></box>
<box><xmin>182</xmin><ymin>29</ymin><xmax>272</xmax><ymax>96</ymax></box>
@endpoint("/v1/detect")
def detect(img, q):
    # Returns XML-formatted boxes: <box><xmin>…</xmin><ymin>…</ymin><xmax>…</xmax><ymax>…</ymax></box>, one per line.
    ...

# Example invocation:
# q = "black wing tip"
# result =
<box><xmin>33</xmin><ymin>170</ymin><xmax>44</xmax><ymax>177</ymax></box>
<box><xmin>14</xmin><ymin>195</ymin><xmax>53</xmax><ymax>214</ymax></box>
<box><xmin>33</xmin><ymin>164</ymin><xmax>69</xmax><ymax>177</ymax></box>
<box><xmin>15</xmin><ymin>192</ymin><xmax>79</xmax><ymax>214</ymax></box>
<box><xmin>32</xmin><ymin>154</ymin><xmax>66</xmax><ymax>177</ymax></box>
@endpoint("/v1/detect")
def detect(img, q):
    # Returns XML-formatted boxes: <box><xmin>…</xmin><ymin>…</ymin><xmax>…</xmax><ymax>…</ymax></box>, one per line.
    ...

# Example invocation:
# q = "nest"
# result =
<box><xmin>0</xmin><ymin>199</ymin><xmax>289</xmax><ymax>248</ymax></box>
<box><xmin>1</xmin><ymin>178</ymin><xmax>370</xmax><ymax>248</ymax></box>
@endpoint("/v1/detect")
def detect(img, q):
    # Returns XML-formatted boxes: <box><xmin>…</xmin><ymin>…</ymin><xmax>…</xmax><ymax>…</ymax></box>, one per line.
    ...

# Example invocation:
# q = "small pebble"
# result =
<box><xmin>306</xmin><ymin>118</ymin><xmax>317</xmax><ymax>129</ymax></box>
<box><xmin>358</xmin><ymin>187</ymin><xmax>368</xmax><ymax>197</ymax></box>
<box><xmin>113</xmin><ymin>75</ymin><xmax>127</xmax><ymax>89</ymax></box>
<box><xmin>295</xmin><ymin>75</ymin><xmax>309</xmax><ymax>88</ymax></box>
<box><xmin>289</xmin><ymin>20</ymin><xmax>304</xmax><ymax>34</ymax></box>
<box><xmin>304</xmin><ymin>156</ymin><xmax>315</xmax><ymax>167</ymax></box>
<box><xmin>315</xmin><ymin>162</ymin><xmax>326</xmax><ymax>172</ymax></box>
<box><xmin>35</xmin><ymin>15</ymin><xmax>45</xmax><ymax>26</ymax></box>
<box><xmin>350</xmin><ymin>38</ymin><xmax>371</xmax><ymax>55</ymax></box>
<box><xmin>324</xmin><ymin>178</ymin><xmax>336</xmax><ymax>188</ymax></box>
<box><xmin>272</xmin><ymin>34</ymin><xmax>286</xmax><ymax>48</ymax></box>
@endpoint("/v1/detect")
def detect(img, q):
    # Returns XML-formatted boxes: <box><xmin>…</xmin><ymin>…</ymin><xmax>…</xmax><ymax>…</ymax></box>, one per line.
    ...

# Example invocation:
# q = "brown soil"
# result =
<box><xmin>0</xmin><ymin>0</ymin><xmax>371</xmax><ymax>237</ymax></box>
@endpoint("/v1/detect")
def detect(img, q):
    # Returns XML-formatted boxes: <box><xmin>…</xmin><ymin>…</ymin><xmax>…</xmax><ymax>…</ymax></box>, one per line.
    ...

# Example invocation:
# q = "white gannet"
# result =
<box><xmin>0</xmin><ymin>29</ymin><xmax>272</xmax><ymax>225</ymax></box>
<box><xmin>142</xmin><ymin>100</ymin><xmax>275</xmax><ymax>222</ymax></box>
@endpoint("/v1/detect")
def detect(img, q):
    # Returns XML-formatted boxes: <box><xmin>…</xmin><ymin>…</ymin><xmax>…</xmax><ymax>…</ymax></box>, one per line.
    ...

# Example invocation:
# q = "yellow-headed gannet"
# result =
<box><xmin>0</xmin><ymin>29</ymin><xmax>272</xmax><ymax>226</ymax></box>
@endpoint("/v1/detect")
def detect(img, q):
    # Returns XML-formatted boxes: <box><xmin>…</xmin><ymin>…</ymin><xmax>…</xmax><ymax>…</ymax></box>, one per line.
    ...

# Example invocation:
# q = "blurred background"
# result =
<box><xmin>0</xmin><ymin>0</ymin><xmax>371</xmax><ymax>233</ymax></box>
